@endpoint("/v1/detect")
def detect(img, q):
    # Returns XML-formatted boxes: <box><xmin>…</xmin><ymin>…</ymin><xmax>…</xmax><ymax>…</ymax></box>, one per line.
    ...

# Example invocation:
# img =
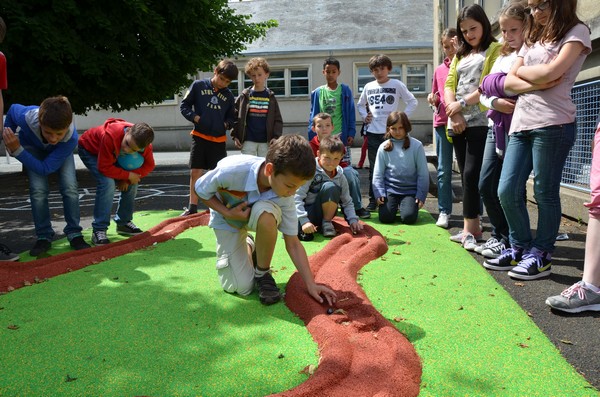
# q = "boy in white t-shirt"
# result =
<box><xmin>357</xmin><ymin>54</ymin><xmax>418</xmax><ymax>211</ymax></box>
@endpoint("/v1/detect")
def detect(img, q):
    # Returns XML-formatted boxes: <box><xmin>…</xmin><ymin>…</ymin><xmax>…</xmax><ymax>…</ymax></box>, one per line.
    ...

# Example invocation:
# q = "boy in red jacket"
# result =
<box><xmin>78</xmin><ymin>118</ymin><xmax>155</xmax><ymax>245</ymax></box>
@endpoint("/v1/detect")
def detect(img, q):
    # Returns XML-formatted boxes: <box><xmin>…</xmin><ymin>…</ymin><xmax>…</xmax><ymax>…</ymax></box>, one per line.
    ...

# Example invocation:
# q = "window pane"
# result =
<box><xmin>357</xmin><ymin>66</ymin><xmax>372</xmax><ymax>94</ymax></box>
<box><xmin>406</xmin><ymin>65</ymin><xmax>427</xmax><ymax>93</ymax></box>
<box><xmin>243</xmin><ymin>77</ymin><xmax>253</xmax><ymax>89</ymax></box>
<box><xmin>389</xmin><ymin>65</ymin><xmax>402</xmax><ymax>80</ymax></box>
<box><xmin>229</xmin><ymin>79</ymin><xmax>239</xmax><ymax>97</ymax></box>
<box><xmin>290</xmin><ymin>69</ymin><xmax>309</xmax><ymax>96</ymax></box>
<box><xmin>268</xmin><ymin>70</ymin><xmax>285</xmax><ymax>96</ymax></box>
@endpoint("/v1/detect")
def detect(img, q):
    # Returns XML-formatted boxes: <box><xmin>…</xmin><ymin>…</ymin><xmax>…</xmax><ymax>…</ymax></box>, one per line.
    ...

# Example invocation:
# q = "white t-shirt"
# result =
<box><xmin>357</xmin><ymin>79</ymin><xmax>418</xmax><ymax>134</ymax></box>
<box><xmin>510</xmin><ymin>23</ymin><xmax>591</xmax><ymax>133</ymax></box>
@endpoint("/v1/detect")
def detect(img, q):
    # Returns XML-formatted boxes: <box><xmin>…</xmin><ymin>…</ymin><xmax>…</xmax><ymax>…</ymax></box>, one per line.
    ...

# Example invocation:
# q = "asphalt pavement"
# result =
<box><xmin>0</xmin><ymin>148</ymin><xmax>598</xmax><ymax>390</ymax></box>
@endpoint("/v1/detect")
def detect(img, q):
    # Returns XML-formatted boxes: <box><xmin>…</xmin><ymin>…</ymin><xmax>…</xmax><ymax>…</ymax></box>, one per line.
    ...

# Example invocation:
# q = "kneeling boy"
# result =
<box><xmin>78</xmin><ymin>118</ymin><xmax>155</xmax><ymax>245</ymax></box>
<box><xmin>296</xmin><ymin>136</ymin><xmax>363</xmax><ymax>240</ymax></box>
<box><xmin>195</xmin><ymin>134</ymin><xmax>337</xmax><ymax>305</ymax></box>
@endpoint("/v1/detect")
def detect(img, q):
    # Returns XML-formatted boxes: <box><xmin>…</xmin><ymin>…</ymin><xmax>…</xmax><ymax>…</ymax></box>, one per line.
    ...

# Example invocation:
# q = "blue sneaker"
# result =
<box><xmin>508</xmin><ymin>248</ymin><xmax>552</xmax><ymax>280</ymax></box>
<box><xmin>483</xmin><ymin>247</ymin><xmax>523</xmax><ymax>271</ymax></box>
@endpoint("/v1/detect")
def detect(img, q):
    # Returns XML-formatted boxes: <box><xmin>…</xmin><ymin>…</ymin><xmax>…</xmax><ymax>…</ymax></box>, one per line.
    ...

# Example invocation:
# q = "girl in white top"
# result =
<box><xmin>496</xmin><ymin>0</ymin><xmax>592</xmax><ymax>281</ymax></box>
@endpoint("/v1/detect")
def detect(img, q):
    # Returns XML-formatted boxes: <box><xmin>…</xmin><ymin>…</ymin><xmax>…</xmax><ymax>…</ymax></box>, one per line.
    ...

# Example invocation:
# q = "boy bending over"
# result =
<box><xmin>195</xmin><ymin>134</ymin><xmax>337</xmax><ymax>305</ymax></box>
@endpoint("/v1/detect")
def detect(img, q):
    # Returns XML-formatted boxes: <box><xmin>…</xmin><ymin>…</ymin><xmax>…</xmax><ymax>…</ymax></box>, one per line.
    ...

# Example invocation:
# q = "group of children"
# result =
<box><xmin>429</xmin><ymin>1</ymin><xmax>597</xmax><ymax>313</ymax></box>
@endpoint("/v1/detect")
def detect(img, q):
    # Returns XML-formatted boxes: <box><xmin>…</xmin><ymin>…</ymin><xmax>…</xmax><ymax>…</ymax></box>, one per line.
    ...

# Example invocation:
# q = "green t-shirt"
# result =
<box><xmin>319</xmin><ymin>85</ymin><xmax>343</xmax><ymax>135</ymax></box>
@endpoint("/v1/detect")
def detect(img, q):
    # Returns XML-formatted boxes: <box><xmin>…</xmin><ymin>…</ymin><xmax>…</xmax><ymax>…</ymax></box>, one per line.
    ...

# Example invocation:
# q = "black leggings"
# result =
<box><xmin>452</xmin><ymin>126</ymin><xmax>487</xmax><ymax>219</ymax></box>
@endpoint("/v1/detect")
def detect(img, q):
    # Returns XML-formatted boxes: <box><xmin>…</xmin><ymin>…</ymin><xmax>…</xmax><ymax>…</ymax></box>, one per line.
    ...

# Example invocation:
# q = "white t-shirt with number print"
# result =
<box><xmin>357</xmin><ymin>78</ymin><xmax>418</xmax><ymax>134</ymax></box>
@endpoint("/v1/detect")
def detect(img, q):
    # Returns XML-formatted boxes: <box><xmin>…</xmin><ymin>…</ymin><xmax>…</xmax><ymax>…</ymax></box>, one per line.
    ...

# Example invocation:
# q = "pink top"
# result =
<box><xmin>431</xmin><ymin>57</ymin><xmax>452</xmax><ymax>127</ymax></box>
<box><xmin>0</xmin><ymin>52</ymin><xmax>7</xmax><ymax>90</ymax></box>
<box><xmin>510</xmin><ymin>24</ymin><xmax>591</xmax><ymax>133</ymax></box>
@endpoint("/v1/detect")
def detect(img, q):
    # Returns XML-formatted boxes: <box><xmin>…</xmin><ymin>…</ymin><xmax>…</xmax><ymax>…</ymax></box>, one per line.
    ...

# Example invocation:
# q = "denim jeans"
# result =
<box><xmin>366</xmin><ymin>132</ymin><xmax>386</xmax><ymax>202</ymax></box>
<box><xmin>23</xmin><ymin>146</ymin><xmax>82</xmax><ymax>240</ymax></box>
<box><xmin>78</xmin><ymin>146</ymin><xmax>138</xmax><ymax>231</ymax></box>
<box><xmin>498</xmin><ymin>123</ymin><xmax>576</xmax><ymax>253</ymax></box>
<box><xmin>378</xmin><ymin>194</ymin><xmax>419</xmax><ymax>225</ymax></box>
<box><xmin>478</xmin><ymin>127</ymin><xmax>509</xmax><ymax>242</ymax></box>
<box><xmin>298</xmin><ymin>181</ymin><xmax>341</xmax><ymax>232</ymax></box>
<box><xmin>343</xmin><ymin>166</ymin><xmax>363</xmax><ymax>210</ymax></box>
<box><xmin>435</xmin><ymin>125</ymin><xmax>453</xmax><ymax>215</ymax></box>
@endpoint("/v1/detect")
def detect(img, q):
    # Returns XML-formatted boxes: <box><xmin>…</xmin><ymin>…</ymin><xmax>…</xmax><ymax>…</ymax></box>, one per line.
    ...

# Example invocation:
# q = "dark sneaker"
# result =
<box><xmin>92</xmin><ymin>230</ymin><xmax>110</xmax><ymax>245</ymax></box>
<box><xmin>356</xmin><ymin>208</ymin><xmax>371</xmax><ymax>219</ymax></box>
<box><xmin>508</xmin><ymin>248</ymin><xmax>552</xmax><ymax>280</ymax></box>
<box><xmin>483</xmin><ymin>247</ymin><xmax>523</xmax><ymax>271</ymax></box>
<box><xmin>546</xmin><ymin>281</ymin><xmax>600</xmax><ymax>313</ymax></box>
<box><xmin>298</xmin><ymin>231</ymin><xmax>314</xmax><ymax>241</ymax></box>
<box><xmin>366</xmin><ymin>200</ymin><xmax>377</xmax><ymax>212</ymax></box>
<box><xmin>180</xmin><ymin>207</ymin><xmax>196</xmax><ymax>216</ymax></box>
<box><xmin>321</xmin><ymin>221</ymin><xmax>336</xmax><ymax>238</ymax></box>
<box><xmin>0</xmin><ymin>243</ymin><xmax>19</xmax><ymax>261</ymax></box>
<box><xmin>29</xmin><ymin>239</ymin><xmax>51</xmax><ymax>257</ymax></box>
<box><xmin>116</xmin><ymin>221</ymin><xmax>143</xmax><ymax>236</ymax></box>
<box><xmin>481</xmin><ymin>241</ymin><xmax>506</xmax><ymax>259</ymax></box>
<box><xmin>70</xmin><ymin>236</ymin><xmax>91</xmax><ymax>251</ymax></box>
<box><xmin>255</xmin><ymin>272</ymin><xmax>281</xmax><ymax>305</ymax></box>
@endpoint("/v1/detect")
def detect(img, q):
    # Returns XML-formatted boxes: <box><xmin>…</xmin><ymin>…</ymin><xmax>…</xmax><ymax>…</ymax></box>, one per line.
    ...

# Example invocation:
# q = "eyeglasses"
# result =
<box><xmin>525</xmin><ymin>0</ymin><xmax>550</xmax><ymax>15</ymax></box>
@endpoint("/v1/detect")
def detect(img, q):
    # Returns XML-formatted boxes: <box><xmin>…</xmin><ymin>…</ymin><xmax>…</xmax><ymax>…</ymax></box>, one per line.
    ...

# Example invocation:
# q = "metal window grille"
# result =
<box><xmin>561</xmin><ymin>80</ymin><xmax>600</xmax><ymax>193</ymax></box>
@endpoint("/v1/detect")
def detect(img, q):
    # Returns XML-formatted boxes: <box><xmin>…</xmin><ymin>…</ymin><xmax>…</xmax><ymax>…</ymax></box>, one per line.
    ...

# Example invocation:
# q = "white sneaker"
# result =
<box><xmin>482</xmin><ymin>241</ymin><xmax>507</xmax><ymax>259</ymax></box>
<box><xmin>449</xmin><ymin>231</ymin><xmax>464</xmax><ymax>243</ymax></box>
<box><xmin>474</xmin><ymin>237</ymin><xmax>499</xmax><ymax>254</ymax></box>
<box><xmin>462</xmin><ymin>233</ymin><xmax>478</xmax><ymax>251</ymax></box>
<box><xmin>436</xmin><ymin>212</ymin><xmax>449</xmax><ymax>229</ymax></box>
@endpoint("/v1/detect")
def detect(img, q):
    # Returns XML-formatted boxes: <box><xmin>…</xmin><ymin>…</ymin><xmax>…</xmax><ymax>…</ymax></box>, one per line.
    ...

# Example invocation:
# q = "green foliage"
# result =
<box><xmin>0</xmin><ymin>0</ymin><xmax>277</xmax><ymax>114</ymax></box>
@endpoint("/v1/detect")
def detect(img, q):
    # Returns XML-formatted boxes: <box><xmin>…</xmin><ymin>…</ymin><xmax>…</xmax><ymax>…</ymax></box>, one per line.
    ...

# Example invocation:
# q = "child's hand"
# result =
<box><xmin>128</xmin><ymin>172</ymin><xmax>141</xmax><ymax>185</ymax></box>
<box><xmin>350</xmin><ymin>221</ymin><xmax>363</xmax><ymax>234</ymax></box>
<box><xmin>377</xmin><ymin>197</ymin><xmax>386</xmax><ymax>206</ymax></box>
<box><xmin>445</xmin><ymin>100</ymin><xmax>463</xmax><ymax>117</ymax></box>
<box><xmin>415</xmin><ymin>198</ymin><xmax>424</xmax><ymax>209</ymax></box>
<box><xmin>307</xmin><ymin>283</ymin><xmax>337</xmax><ymax>305</ymax></box>
<box><xmin>116</xmin><ymin>180</ymin><xmax>130</xmax><ymax>192</ymax></box>
<box><xmin>347</xmin><ymin>136</ymin><xmax>354</xmax><ymax>146</ymax></box>
<box><xmin>449</xmin><ymin>113</ymin><xmax>466</xmax><ymax>134</ymax></box>
<box><xmin>364</xmin><ymin>112</ymin><xmax>373</xmax><ymax>124</ymax></box>
<box><xmin>493</xmin><ymin>98</ymin><xmax>516</xmax><ymax>114</ymax></box>
<box><xmin>302</xmin><ymin>222</ymin><xmax>317</xmax><ymax>234</ymax></box>
<box><xmin>226</xmin><ymin>201</ymin><xmax>251</xmax><ymax>226</ymax></box>
<box><xmin>2</xmin><ymin>127</ymin><xmax>21</xmax><ymax>153</ymax></box>
<box><xmin>233</xmin><ymin>138</ymin><xmax>242</xmax><ymax>149</ymax></box>
<box><xmin>427</xmin><ymin>92</ymin><xmax>439</xmax><ymax>106</ymax></box>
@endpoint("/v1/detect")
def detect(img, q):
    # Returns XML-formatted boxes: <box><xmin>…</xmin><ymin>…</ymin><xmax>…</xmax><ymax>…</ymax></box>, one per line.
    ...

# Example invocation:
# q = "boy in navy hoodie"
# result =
<box><xmin>2</xmin><ymin>96</ymin><xmax>91</xmax><ymax>256</ymax></box>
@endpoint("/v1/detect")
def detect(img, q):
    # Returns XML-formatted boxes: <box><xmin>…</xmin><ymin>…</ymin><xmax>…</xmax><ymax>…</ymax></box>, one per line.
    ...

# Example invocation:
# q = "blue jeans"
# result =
<box><xmin>343</xmin><ymin>166</ymin><xmax>363</xmax><ymax>210</ymax></box>
<box><xmin>23</xmin><ymin>146</ymin><xmax>82</xmax><ymax>241</ymax></box>
<box><xmin>298</xmin><ymin>181</ymin><xmax>341</xmax><ymax>231</ymax></box>
<box><xmin>78</xmin><ymin>146</ymin><xmax>138</xmax><ymax>231</ymax></box>
<box><xmin>435</xmin><ymin>125</ymin><xmax>453</xmax><ymax>215</ymax></box>
<box><xmin>378</xmin><ymin>194</ymin><xmax>419</xmax><ymax>225</ymax></box>
<box><xmin>498</xmin><ymin>123</ymin><xmax>576</xmax><ymax>253</ymax></box>
<box><xmin>478</xmin><ymin>127</ymin><xmax>509</xmax><ymax>242</ymax></box>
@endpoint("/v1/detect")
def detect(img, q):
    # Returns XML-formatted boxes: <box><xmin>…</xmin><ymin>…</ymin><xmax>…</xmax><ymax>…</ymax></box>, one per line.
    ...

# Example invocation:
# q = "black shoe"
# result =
<box><xmin>0</xmin><ymin>243</ymin><xmax>19</xmax><ymax>261</ymax></box>
<box><xmin>298</xmin><ymin>231</ymin><xmax>314</xmax><ymax>241</ymax></box>
<box><xmin>366</xmin><ymin>200</ymin><xmax>377</xmax><ymax>212</ymax></box>
<box><xmin>29</xmin><ymin>239</ymin><xmax>52</xmax><ymax>257</ymax></box>
<box><xmin>70</xmin><ymin>236</ymin><xmax>91</xmax><ymax>251</ymax></box>
<box><xmin>356</xmin><ymin>208</ymin><xmax>371</xmax><ymax>219</ymax></box>
<box><xmin>255</xmin><ymin>272</ymin><xmax>281</xmax><ymax>305</ymax></box>
<box><xmin>180</xmin><ymin>207</ymin><xmax>197</xmax><ymax>216</ymax></box>
<box><xmin>116</xmin><ymin>221</ymin><xmax>143</xmax><ymax>235</ymax></box>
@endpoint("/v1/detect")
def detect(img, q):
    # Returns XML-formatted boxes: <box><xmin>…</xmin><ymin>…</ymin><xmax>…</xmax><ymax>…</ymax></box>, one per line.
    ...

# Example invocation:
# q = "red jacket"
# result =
<box><xmin>79</xmin><ymin>118</ymin><xmax>155</xmax><ymax>180</ymax></box>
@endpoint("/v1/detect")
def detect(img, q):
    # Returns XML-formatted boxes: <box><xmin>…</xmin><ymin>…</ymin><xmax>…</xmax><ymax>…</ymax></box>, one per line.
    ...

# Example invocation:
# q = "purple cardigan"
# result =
<box><xmin>480</xmin><ymin>72</ymin><xmax>517</xmax><ymax>155</ymax></box>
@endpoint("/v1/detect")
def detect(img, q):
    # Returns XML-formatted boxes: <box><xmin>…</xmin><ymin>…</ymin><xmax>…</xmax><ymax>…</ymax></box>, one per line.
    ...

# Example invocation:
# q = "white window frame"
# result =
<box><xmin>231</xmin><ymin>65</ymin><xmax>311</xmax><ymax>98</ymax></box>
<box><xmin>354</xmin><ymin>62</ymin><xmax>430</xmax><ymax>95</ymax></box>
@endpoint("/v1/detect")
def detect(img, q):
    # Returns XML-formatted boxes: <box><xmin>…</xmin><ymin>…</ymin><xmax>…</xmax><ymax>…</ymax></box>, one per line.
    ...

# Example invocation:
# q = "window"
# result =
<box><xmin>356</xmin><ymin>63</ymin><xmax>428</xmax><ymax>94</ymax></box>
<box><xmin>406</xmin><ymin>65</ymin><xmax>427</xmax><ymax>93</ymax></box>
<box><xmin>230</xmin><ymin>66</ymin><xmax>309</xmax><ymax>97</ymax></box>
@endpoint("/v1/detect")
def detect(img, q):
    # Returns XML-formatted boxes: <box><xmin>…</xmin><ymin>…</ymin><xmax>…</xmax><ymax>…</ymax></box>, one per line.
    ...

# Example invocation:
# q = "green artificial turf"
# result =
<box><xmin>0</xmin><ymin>210</ymin><xmax>597</xmax><ymax>396</ymax></box>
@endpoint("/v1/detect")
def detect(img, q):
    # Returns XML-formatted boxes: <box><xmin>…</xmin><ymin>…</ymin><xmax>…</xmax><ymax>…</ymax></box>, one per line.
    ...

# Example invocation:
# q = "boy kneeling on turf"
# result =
<box><xmin>78</xmin><ymin>118</ymin><xmax>155</xmax><ymax>245</ymax></box>
<box><xmin>194</xmin><ymin>134</ymin><xmax>337</xmax><ymax>305</ymax></box>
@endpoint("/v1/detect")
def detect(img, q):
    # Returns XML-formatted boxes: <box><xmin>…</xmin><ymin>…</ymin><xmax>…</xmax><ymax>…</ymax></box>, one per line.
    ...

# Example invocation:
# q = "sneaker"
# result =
<box><xmin>462</xmin><ymin>233</ymin><xmax>478</xmax><ymax>251</ymax></box>
<box><xmin>436</xmin><ymin>212</ymin><xmax>449</xmax><ymax>229</ymax></box>
<box><xmin>483</xmin><ymin>247</ymin><xmax>523</xmax><ymax>271</ymax></box>
<box><xmin>298</xmin><ymin>231</ymin><xmax>314</xmax><ymax>242</ymax></box>
<box><xmin>0</xmin><ymin>243</ymin><xmax>19</xmax><ymax>261</ymax></box>
<box><xmin>481</xmin><ymin>241</ymin><xmax>506</xmax><ymax>259</ymax></box>
<box><xmin>180</xmin><ymin>207</ymin><xmax>196</xmax><ymax>216</ymax></box>
<box><xmin>449</xmin><ymin>231</ymin><xmax>464</xmax><ymax>243</ymax></box>
<box><xmin>116</xmin><ymin>221</ymin><xmax>143</xmax><ymax>236</ymax></box>
<box><xmin>366</xmin><ymin>200</ymin><xmax>377</xmax><ymax>212</ymax></box>
<box><xmin>545</xmin><ymin>281</ymin><xmax>600</xmax><ymax>313</ymax></box>
<box><xmin>255</xmin><ymin>271</ymin><xmax>281</xmax><ymax>305</ymax></box>
<box><xmin>70</xmin><ymin>236</ymin><xmax>91</xmax><ymax>251</ymax></box>
<box><xmin>475</xmin><ymin>237</ymin><xmax>499</xmax><ymax>254</ymax></box>
<box><xmin>321</xmin><ymin>221</ymin><xmax>336</xmax><ymax>238</ymax></box>
<box><xmin>92</xmin><ymin>230</ymin><xmax>110</xmax><ymax>246</ymax></box>
<box><xmin>29</xmin><ymin>239</ymin><xmax>51</xmax><ymax>257</ymax></box>
<box><xmin>356</xmin><ymin>208</ymin><xmax>371</xmax><ymax>219</ymax></box>
<box><xmin>508</xmin><ymin>248</ymin><xmax>552</xmax><ymax>280</ymax></box>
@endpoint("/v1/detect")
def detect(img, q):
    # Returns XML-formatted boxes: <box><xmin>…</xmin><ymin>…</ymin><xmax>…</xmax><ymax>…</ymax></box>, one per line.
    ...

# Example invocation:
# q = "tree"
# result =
<box><xmin>0</xmin><ymin>0</ymin><xmax>276</xmax><ymax>114</ymax></box>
